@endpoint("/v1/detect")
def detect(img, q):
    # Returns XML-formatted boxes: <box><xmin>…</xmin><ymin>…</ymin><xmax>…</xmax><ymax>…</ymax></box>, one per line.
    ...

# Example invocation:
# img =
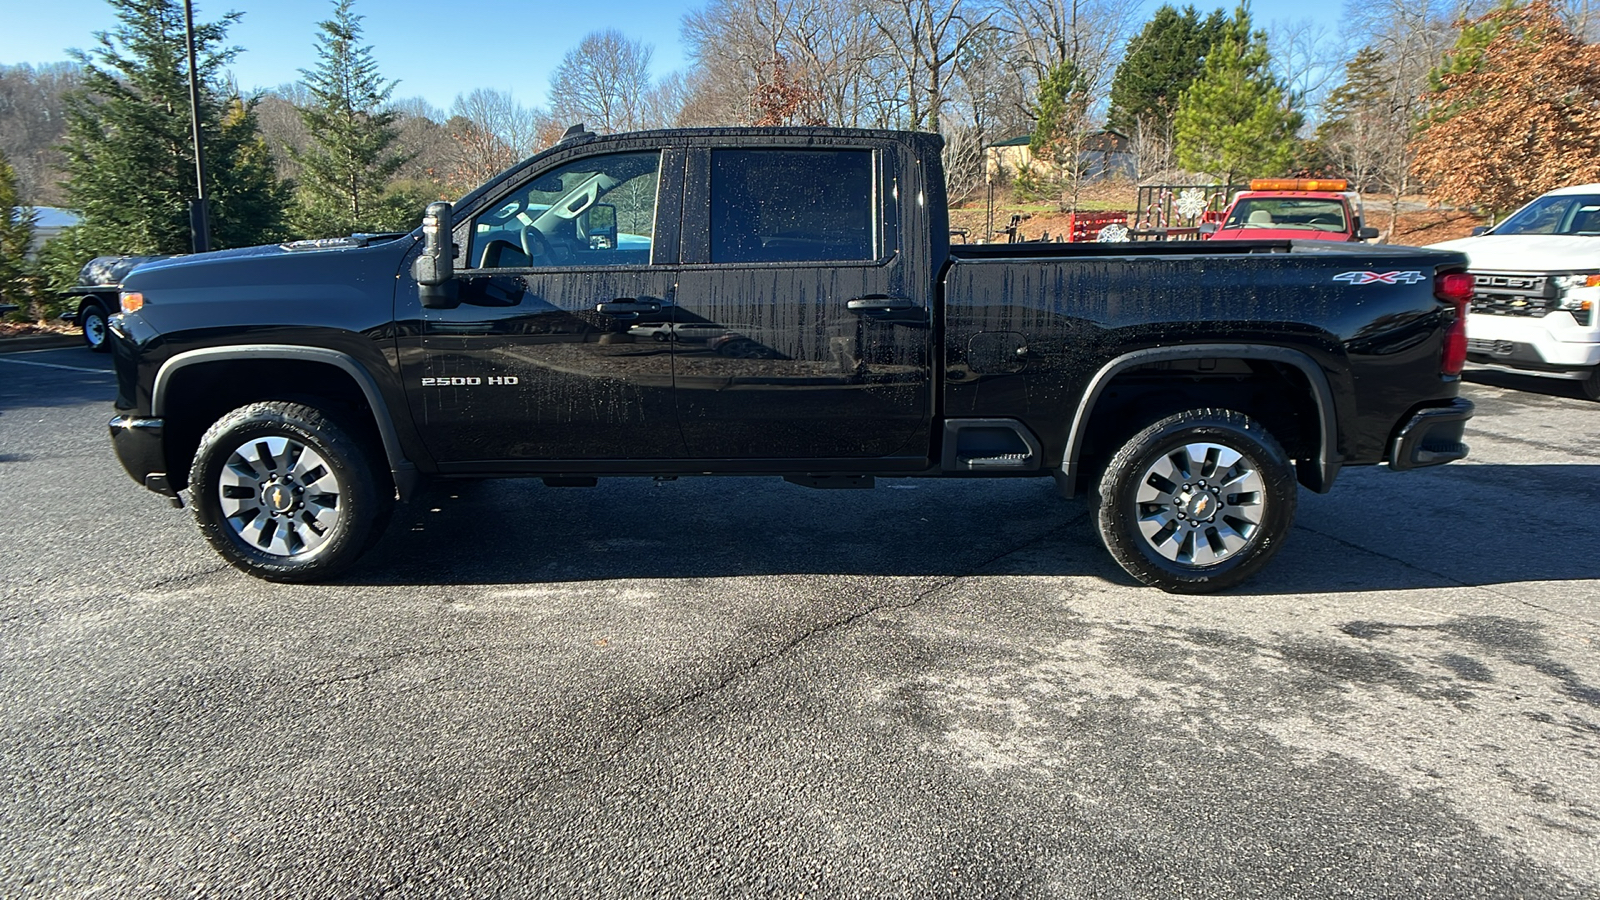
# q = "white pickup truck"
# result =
<box><xmin>1429</xmin><ymin>184</ymin><xmax>1600</xmax><ymax>400</ymax></box>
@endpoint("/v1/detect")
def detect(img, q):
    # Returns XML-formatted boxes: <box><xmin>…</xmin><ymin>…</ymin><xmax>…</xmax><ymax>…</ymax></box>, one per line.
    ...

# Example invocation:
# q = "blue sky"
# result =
<box><xmin>0</xmin><ymin>0</ymin><xmax>1340</xmax><ymax>114</ymax></box>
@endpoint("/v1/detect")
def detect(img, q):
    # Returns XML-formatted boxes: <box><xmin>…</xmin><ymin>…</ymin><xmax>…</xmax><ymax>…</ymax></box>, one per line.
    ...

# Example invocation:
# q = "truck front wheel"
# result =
<box><xmin>1096</xmin><ymin>409</ymin><xmax>1297</xmax><ymax>593</ymax></box>
<box><xmin>188</xmin><ymin>401</ymin><xmax>391</xmax><ymax>583</ymax></box>
<box><xmin>1582</xmin><ymin>367</ymin><xmax>1600</xmax><ymax>402</ymax></box>
<box><xmin>80</xmin><ymin>302</ymin><xmax>110</xmax><ymax>352</ymax></box>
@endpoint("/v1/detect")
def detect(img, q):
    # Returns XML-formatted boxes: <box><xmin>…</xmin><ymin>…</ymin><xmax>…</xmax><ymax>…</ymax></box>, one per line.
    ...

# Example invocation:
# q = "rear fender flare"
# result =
<box><xmin>1060</xmin><ymin>343</ymin><xmax>1340</xmax><ymax>497</ymax></box>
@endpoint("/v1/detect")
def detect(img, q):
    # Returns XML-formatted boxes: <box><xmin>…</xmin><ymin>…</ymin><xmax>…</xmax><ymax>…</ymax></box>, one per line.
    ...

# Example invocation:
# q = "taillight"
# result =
<box><xmin>1436</xmin><ymin>272</ymin><xmax>1473</xmax><ymax>376</ymax></box>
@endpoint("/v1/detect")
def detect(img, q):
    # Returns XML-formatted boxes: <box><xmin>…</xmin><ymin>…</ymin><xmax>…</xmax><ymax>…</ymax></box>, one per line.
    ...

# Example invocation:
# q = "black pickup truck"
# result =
<box><xmin>105</xmin><ymin>126</ymin><xmax>1474</xmax><ymax>592</ymax></box>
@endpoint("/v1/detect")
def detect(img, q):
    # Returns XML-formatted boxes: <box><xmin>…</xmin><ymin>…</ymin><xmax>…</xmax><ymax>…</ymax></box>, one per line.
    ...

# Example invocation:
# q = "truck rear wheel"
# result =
<box><xmin>188</xmin><ymin>401</ymin><xmax>390</xmax><ymax>583</ymax></box>
<box><xmin>1096</xmin><ymin>409</ymin><xmax>1297</xmax><ymax>593</ymax></box>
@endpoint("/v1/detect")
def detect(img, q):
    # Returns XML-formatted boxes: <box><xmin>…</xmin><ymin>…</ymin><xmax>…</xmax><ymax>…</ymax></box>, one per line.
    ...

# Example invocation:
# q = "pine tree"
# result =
<box><xmin>1316</xmin><ymin>46</ymin><xmax>1404</xmax><ymax>192</ymax></box>
<box><xmin>1172</xmin><ymin>4</ymin><xmax>1302</xmax><ymax>184</ymax></box>
<box><xmin>1107</xmin><ymin>5</ymin><xmax>1228</xmax><ymax>136</ymax></box>
<box><xmin>1030</xmin><ymin>60</ymin><xmax>1092</xmax><ymax>212</ymax></box>
<box><xmin>291</xmin><ymin>0</ymin><xmax>413</xmax><ymax>236</ymax></box>
<box><xmin>0</xmin><ymin>149</ymin><xmax>37</xmax><ymax>316</ymax></box>
<box><xmin>61</xmin><ymin>0</ymin><xmax>288</xmax><ymax>255</ymax></box>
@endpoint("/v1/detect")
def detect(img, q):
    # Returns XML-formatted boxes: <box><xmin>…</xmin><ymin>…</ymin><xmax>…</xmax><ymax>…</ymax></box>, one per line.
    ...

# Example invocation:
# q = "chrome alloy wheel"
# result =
<box><xmin>1134</xmin><ymin>441</ymin><xmax>1266</xmax><ymax>566</ymax></box>
<box><xmin>217</xmin><ymin>435</ymin><xmax>343</xmax><ymax>557</ymax></box>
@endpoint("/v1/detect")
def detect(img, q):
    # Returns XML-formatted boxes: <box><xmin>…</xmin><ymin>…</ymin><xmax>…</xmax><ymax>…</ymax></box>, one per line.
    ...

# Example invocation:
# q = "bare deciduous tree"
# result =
<box><xmin>1269</xmin><ymin>17</ymin><xmax>1349</xmax><ymax>131</ymax></box>
<box><xmin>0</xmin><ymin>63</ymin><xmax>82</xmax><ymax>206</ymax></box>
<box><xmin>1000</xmin><ymin>0</ymin><xmax>1142</xmax><ymax>103</ymax></box>
<box><xmin>446</xmin><ymin>88</ymin><xmax>554</xmax><ymax>187</ymax></box>
<box><xmin>867</xmin><ymin>0</ymin><xmax>998</xmax><ymax>132</ymax></box>
<box><xmin>548</xmin><ymin>29</ymin><xmax>654</xmax><ymax>133</ymax></box>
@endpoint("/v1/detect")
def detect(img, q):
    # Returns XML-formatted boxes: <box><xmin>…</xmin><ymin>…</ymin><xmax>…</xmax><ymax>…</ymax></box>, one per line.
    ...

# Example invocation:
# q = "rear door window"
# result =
<box><xmin>709</xmin><ymin>149</ymin><xmax>876</xmax><ymax>264</ymax></box>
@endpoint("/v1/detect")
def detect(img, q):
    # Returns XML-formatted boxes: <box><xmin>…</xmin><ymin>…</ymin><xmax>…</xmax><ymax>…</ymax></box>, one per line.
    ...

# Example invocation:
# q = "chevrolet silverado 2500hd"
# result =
<box><xmin>106</xmin><ymin>127</ymin><xmax>1475</xmax><ymax>592</ymax></box>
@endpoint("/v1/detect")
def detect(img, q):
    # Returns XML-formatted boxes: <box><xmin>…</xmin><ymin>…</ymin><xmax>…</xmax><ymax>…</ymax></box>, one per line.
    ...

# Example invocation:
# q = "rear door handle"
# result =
<box><xmin>596</xmin><ymin>298</ymin><xmax>662</xmax><ymax>315</ymax></box>
<box><xmin>847</xmin><ymin>295</ymin><xmax>917</xmax><ymax>313</ymax></box>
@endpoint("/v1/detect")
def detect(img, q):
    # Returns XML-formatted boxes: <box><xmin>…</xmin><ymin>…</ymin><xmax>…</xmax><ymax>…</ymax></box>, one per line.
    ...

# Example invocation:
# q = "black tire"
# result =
<box><xmin>80</xmin><ymin>303</ymin><xmax>110</xmax><ymax>353</ymax></box>
<box><xmin>1096</xmin><ymin>409</ymin><xmax>1297</xmax><ymax>593</ymax></box>
<box><xmin>1582</xmin><ymin>367</ymin><xmax>1600</xmax><ymax>402</ymax></box>
<box><xmin>188</xmin><ymin>401</ymin><xmax>391</xmax><ymax>582</ymax></box>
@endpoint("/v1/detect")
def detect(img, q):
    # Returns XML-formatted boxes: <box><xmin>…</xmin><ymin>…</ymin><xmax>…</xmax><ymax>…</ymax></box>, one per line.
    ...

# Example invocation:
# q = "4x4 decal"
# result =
<box><xmin>1334</xmin><ymin>270</ymin><xmax>1426</xmax><ymax>285</ymax></box>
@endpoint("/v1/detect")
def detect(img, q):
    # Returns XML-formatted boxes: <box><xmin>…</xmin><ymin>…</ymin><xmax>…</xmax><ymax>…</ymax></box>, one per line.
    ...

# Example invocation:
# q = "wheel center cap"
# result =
<box><xmin>263</xmin><ymin>482</ymin><xmax>297</xmax><ymax>513</ymax></box>
<box><xmin>1186</xmin><ymin>492</ymin><xmax>1216</xmax><ymax>520</ymax></box>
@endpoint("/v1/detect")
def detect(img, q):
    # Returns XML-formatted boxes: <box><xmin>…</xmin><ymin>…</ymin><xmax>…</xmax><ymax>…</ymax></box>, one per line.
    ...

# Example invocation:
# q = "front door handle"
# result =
<box><xmin>847</xmin><ymin>295</ymin><xmax>917</xmax><ymax>313</ymax></box>
<box><xmin>596</xmin><ymin>298</ymin><xmax>662</xmax><ymax>315</ymax></box>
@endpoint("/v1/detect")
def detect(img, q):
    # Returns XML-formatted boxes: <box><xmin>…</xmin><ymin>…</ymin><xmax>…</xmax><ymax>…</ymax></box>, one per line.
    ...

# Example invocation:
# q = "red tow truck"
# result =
<box><xmin>1205</xmin><ymin>179</ymin><xmax>1380</xmax><ymax>242</ymax></box>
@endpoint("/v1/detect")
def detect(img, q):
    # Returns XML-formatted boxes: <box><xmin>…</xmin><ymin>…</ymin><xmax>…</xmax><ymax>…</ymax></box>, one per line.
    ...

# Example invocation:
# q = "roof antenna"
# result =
<box><xmin>559</xmin><ymin>123</ymin><xmax>595</xmax><ymax>144</ymax></box>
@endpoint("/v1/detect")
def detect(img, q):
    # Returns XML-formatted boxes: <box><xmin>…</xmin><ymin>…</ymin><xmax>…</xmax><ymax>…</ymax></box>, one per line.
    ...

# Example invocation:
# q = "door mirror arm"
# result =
<box><xmin>414</xmin><ymin>201</ymin><xmax>460</xmax><ymax>309</ymax></box>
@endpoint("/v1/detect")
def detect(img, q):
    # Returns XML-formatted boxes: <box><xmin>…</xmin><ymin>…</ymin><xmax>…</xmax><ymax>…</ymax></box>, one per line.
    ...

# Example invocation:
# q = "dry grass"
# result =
<box><xmin>0</xmin><ymin>320</ymin><xmax>75</xmax><ymax>338</ymax></box>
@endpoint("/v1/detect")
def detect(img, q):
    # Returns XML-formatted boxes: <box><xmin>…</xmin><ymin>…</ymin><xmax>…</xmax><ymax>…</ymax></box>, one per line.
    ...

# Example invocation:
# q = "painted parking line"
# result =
<box><xmin>0</xmin><ymin>356</ymin><xmax>115</xmax><ymax>375</ymax></box>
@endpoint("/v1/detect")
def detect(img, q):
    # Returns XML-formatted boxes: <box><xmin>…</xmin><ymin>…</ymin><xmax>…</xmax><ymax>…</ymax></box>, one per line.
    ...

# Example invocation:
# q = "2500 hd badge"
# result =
<box><xmin>419</xmin><ymin>376</ymin><xmax>520</xmax><ymax>386</ymax></box>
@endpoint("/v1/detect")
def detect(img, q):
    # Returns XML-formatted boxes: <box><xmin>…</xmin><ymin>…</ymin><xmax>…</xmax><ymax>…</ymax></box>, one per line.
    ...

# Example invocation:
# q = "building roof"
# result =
<box><xmin>987</xmin><ymin>129</ymin><xmax>1130</xmax><ymax>150</ymax></box>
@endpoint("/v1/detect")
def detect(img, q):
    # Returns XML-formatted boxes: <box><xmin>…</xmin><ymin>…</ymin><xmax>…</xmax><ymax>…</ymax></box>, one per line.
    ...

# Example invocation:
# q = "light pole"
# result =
<box><xmin>183</xmin><ymin>0</ymin><xmax>211</xmax><ymax>253</ymax></box>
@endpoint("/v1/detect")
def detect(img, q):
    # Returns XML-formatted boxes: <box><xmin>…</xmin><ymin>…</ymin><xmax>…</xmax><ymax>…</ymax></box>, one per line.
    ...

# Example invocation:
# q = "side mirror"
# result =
<box><xmin>1357</xmin><ymin>226</ymin><xmax>1380</xmax><ymax>240</ymax></box>
<box><xmin>413</xmin><ymin>201</ymin><xmax>459</xmax><ymax>309</ymax></box>
<box><xmin>1198</xmin><ymin>222</ymin><xmax>1218</xmax><ymax>236</ymax></box>
<box><xmin>1471</xmin><ymin>226</ymin><xmax>1489</xmax><ymax>236</ymax></box>
<box><xmin>584</xmin><ymin>203</ymin><xmax>618</xmax><ymax>250</ymax></box>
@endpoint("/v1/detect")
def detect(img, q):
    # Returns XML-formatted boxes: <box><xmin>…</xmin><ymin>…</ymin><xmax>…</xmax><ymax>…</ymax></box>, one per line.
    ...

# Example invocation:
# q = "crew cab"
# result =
<box><xmin>1206</xmin><ymin>179</ymin><xmax>1380</xmax><ymax>243</ymax></box>
<box><xmin>105</xmin><ymin>127</ymin><xmax>1474</xmax><ymax>593</ymax></box>
<box><xmin>1428</xmin><ymin>184</ymin><xmax>1600</xmax><ymax>401</ymax></box>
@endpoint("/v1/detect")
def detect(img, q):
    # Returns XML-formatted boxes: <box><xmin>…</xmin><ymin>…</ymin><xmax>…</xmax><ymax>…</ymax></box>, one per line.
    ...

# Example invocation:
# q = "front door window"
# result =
<box><xmin>470</xmin><ymin>151</ymin><xmax>661</xmax><ymax>269</ymax></box>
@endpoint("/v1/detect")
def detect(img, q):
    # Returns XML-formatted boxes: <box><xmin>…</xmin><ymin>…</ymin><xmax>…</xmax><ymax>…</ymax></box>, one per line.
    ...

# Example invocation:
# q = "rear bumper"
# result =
<box><xmin>1388</xmin><ymin>398</ymin><xmax>1473</xmax><ymax>470</ymax></box>
<box><xmin>108</xmin><ymin>415</ymin><xmax>176</xmax><ymax>496</ymax></box>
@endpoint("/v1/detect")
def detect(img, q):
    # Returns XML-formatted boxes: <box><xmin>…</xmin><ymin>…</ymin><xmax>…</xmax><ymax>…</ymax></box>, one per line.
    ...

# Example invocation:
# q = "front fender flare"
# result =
<box><xmin>152</xmin><ymin>345</ymin><xmax>418</xmax><ymax>499</ymax></box>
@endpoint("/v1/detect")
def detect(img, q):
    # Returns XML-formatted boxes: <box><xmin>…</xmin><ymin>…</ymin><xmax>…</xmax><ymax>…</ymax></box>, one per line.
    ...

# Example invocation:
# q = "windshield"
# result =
<box><xmin>1492</xmin><ymin>194</ymin><xmax>1600</xmax><ymax>235</ymax></box>
<box><xmin>1223</xmin><ymin>198</ymin><xmax>1348</xmax><ymax>232</ymax></box>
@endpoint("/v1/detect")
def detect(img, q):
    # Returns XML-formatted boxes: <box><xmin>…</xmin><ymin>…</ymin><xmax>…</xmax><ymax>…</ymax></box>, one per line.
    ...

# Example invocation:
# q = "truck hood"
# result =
<box><xmin>117</xmin><ymin>234</ymin><xmax>416</xmax><ymax>336</ymax></box>
<box><xmin>126</xmin><ymin>234</ymin><xmax>411</xmax><ymax>279</ymax></box>
<box><xmin>1425</xmin><ymin>234</ymin><xmax>1600</xmax><ymax>272</ymax></box>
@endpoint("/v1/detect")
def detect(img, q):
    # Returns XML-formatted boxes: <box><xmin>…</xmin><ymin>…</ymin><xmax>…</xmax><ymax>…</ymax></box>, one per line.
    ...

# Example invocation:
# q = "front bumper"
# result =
<box><xmin>1467</xmin><ymin>312</ymin><xmax>1600</xmax><ymax>370</ymax></box>
<box><xmin>108</xmin><ymin>415</ymin><xmax>177</xmax><ymax>496</ymax></box>
<box><xmin>1388</xmin><ymin>398</ymin><xmax>1473</xmax><ymax>470</ymax></box>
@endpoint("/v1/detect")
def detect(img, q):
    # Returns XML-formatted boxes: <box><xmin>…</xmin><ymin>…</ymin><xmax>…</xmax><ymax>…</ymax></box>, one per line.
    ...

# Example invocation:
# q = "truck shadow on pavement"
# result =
<box><xmin>347</xmin><ymin>462</ymin><xmax>1600</xmax><ymax>595</ymax></box>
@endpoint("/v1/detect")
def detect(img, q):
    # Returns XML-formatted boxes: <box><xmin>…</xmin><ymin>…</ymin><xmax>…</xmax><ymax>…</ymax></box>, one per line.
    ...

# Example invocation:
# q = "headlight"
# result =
<box><xmin>1554</xmin><ymin>274</ymin><xmax>1599</xmax><ymax>325</ymax></box>
<box><xmin>119</xmin><ymin>291</ymin><xmax>144</xmax><ymax>314</ymax></box>
<box><xmin>1553</xmin><ymin>273</ymin><xmax>1600</xmax><ymax>290</ymax></box>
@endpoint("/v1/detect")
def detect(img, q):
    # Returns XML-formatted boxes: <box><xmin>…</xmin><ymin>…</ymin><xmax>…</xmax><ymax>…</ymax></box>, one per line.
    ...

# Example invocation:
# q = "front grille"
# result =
<box><xmin>1467</xmin><ymin>338</ymin><xmax>1515</xmax><ymax>355</ymax></box>
<box><xmin>1470</xmin><ymin>272</ymin><xmax>1556</xmax><ymax>317</ymax></box>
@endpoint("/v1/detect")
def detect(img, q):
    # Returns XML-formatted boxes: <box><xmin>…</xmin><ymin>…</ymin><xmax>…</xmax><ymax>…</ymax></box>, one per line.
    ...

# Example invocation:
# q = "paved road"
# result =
<box><xmin>2</xmin><ymin>346</ymin><xmax>1597</xmax><ymax>898</ymax></box>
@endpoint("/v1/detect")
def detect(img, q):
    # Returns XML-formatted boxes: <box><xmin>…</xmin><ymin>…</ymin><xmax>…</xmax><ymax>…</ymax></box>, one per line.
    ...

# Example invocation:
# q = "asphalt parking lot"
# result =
<box><xmin>1</xmin><ymin>344</ymin><xmax>1597</xmax><ymax>898</ymax></box>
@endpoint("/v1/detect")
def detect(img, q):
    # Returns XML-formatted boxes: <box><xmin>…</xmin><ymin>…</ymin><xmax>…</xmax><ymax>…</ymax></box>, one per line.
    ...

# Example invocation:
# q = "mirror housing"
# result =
<box><xmin>414</xmin><ymin>201</ymin><xmax>459</xmax><ymax>309</ymax></box>
<box><xmin>1357</xmin><ymin>225</ymin><xmax>1380</xmax><ymax>240</ymax></box>
<box><xmin>584</xmin><ymin>203</ymin><xmax>619</xmax><ymax>250</ymax></box>
<box><xmin>1198</xmin><ymin>222</ymin><xmax>1218</xmax><ymax>236</ymax></box>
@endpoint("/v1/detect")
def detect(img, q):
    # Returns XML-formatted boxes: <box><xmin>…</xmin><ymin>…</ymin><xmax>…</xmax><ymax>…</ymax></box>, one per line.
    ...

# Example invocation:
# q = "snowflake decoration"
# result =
<box><xmin>1174</xmin><ymin>188</ymin><xmax>1209</xmax><ymax>221</ymax></box>
<box><xmin>1097</xmin><ymin>223</ymin><xmax>1131</xmax><ymax>243</ymax></box>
